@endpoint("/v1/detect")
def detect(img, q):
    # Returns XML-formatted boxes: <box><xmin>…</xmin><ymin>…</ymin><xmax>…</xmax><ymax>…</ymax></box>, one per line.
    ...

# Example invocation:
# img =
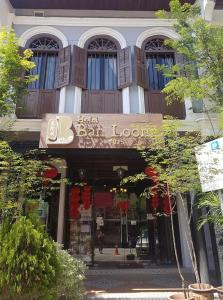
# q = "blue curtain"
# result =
<box><xmin>29</xmin><ymin>52</ymin><xmax>57</xmax><ymax>89</ymax></box>
<box><xmin>147</xmin><ymin>53</ymin><xmax>174</xmax><ymax>90</ymax></box>
<box><xmin>87</xmin><ymin>53</ymin><xmax>117</xmax><ymax>90</ymax></box>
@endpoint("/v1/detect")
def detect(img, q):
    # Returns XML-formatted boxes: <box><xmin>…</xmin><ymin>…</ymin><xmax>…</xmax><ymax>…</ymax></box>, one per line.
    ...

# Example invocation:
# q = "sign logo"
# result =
<box><xmin>47</xmin><ymin>116</ymin><xmax>74</xmax><ymax>145</ymax></box>
<box><xmin>211</xmin><ymin>140</ymin><xmax>220</xmax><ymax>151</ymax></box>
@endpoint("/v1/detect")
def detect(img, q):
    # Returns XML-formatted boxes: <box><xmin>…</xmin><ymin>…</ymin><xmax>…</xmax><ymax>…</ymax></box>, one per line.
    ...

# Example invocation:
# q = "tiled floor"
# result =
<box><xmin>85</xmin><ymin>267</ymin><xmax>195</xmax><ymax>294</ymax></box>
<box><xmin>85</xmin><ymin>248</ymin><xmax>196</xmax><ymax>299</ymax></box>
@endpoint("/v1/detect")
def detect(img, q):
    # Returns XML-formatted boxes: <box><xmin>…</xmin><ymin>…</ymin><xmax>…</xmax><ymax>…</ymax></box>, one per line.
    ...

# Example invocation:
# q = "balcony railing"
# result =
<box><xmin>16</xmin><ymin>89</ymin><xmax>59</xmax><ymax>119</ymax></box>
<box><xmin>81</xmin><ymin>90</ymin><xmax>122</xmax><ymax>114</ymax></box>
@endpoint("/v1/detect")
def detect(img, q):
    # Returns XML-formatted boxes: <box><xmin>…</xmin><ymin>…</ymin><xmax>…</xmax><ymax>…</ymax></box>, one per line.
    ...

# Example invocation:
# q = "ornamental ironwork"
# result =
<box><xmin>144</xmin><ymin>38</ymin><xmax>172</xmax><ymax>51</ymax></box>
<box><xmin>29</xmin><ymin>37</ymin><xmax>60</xmax><ymax>50</ymax></box>
<box><xmin>87</xmin><ymin>38</ymin><xmax>118</xmax><ymax>51</ymax></box>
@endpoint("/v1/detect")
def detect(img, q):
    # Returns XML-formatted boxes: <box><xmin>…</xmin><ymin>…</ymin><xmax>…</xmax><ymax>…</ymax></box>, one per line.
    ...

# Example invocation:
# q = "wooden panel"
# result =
<box><xmin>81</xmin><ymin>91</ymin><xmax>122</xmax><ymax>113</ymax></box>
<box><xmin>134</xmin><ymin>46</ymin><xmax>148</xmax><ymax>89</ymax></box>
<box><xmin>16</xmin><ymin>90</ymin><xmax>39</xmax><ymax>118</ymax></box>
<box><xmin>118</xmin><ymin>46</ymin><xmax>132</xmax><ymax>89</ymax></box>
<box><xmin>145</xmin><ymin>91</ymin><xmax>186</xmax><ymax>119</ymax></box>
<box><xmin>71</xmin><ymin>45</ymin><xmax>87</xmax><ymax>89</ymax></box>
<box><xmin>145</xmin><ymin>91</ymin><xmax>165</xmax><ymax>115</ymax></box>
<box><xmin>215</xmin><ymin>0</ymin><xmax>223</xmax><ymax>9</ymax></box>
<box><xmin>55</xmin><ymin>46</ymin><xmax>71</xmax><ymax>88</ymax></box>
<box><xmin>16</xmin><ymin>89</ymin><xmax>59</xmax><ymax>119</ymax></box>
<box><xmin>9</xmin><ymin>0</ymin><xmax>195</xmax><ymax>11</ymax></box>
<box><xmin>165</xmin><ymin>99</ymin><xmax>186</xmax><ymax>119</ymax></box>
<box><xmin>81</xmin><ymin>91</ymin><xmax>103</xmax><ymax>113</ymax></box>
<box><xmin>38</xmin><ymin>90</ymin><xmax>59</xmax><ymax>118</ymax></box>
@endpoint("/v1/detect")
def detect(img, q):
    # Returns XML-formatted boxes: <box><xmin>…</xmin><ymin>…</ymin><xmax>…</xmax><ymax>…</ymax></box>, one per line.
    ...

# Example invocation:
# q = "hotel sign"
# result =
<box><xmin>39</xmin><ymin>114</ymin><xmax>162</xmax><ymax>149</ymax></box>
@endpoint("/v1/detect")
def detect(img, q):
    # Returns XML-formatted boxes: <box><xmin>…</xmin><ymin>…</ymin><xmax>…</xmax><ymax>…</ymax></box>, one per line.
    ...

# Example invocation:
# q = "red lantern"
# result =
<box><xmin>151</xmin><ymin>187</ymin><xmax>159</xmax><ymax>210</ymax></box>
<box><xmin>145</xmin><ymin>167</ymin><xmax>158</xmax><ymax>182</ymax></box>
<box><xmin>43</xmin><ymin>166</ymin><xmax>58</xmax><ymax>179</ymax></box>
<box><xmin>117</xmin><ymin>201</ymin><xmax>129</xmax><ymax>213</ymax></box>
<box><xmin>163</xmin><ymin>193</ymin><xmax>171</xmax><ymax>215</ymax></box>
<box><xmin>69</xmin><ymin>187</ymin><xmax>80</xmax><ymax>219</ymax></box>
<box><xmin>82</xmin><ymin>186</ymin><xmax>91</xmax><ymax>210</ymax></box>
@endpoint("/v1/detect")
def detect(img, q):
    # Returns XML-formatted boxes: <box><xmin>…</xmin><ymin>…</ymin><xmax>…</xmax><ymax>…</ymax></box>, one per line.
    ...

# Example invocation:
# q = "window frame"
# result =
<box><xmin>26</xmin><ymin>34</ymin><xmax>62</xmax><ymax>90</ymax></box>
<box><xmin>85</xmin><ymin>35</ymin><xmax>121</xmax><ymax>91</ymax></box>
<box><xmin>143</xmin><ymin>35</ymin><xmax>176</xmax><ymax>91</ymax></box>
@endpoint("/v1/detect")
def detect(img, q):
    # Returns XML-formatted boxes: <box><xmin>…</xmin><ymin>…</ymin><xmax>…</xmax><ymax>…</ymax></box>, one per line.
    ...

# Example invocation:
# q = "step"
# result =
<box><xmin>85</xmin><ymin>292</ymin><xmax>173</xmax><ymax>300</ymax></box>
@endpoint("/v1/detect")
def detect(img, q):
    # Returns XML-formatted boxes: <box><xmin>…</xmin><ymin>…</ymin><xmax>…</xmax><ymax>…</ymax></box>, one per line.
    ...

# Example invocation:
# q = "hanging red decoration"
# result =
<box><xmin>144</xmin><ymin>167</ymin><xmax>158</xmax><ymax>182</ymax></box>
<box><xmin>163</xmin><ymin>193</ymin><xmax>171</xmax><ymax>215</ymax></box>
<box><xmin>82</xmin><ymin>186</ymin><xmax>91</xmax><ymax>210</ymax></box>
<box><xmin>43</xmin><ymin>166</ymin><xmax>58</xmax><ymax>179</ymax></box>
<box><xmin>151</xmin><ymin>187</ymin><xmax>159</xmax><ymax>210</ymax></box>
<box><xmin>69</xmin><ymin>187</ymin><xmax>80</xmax><ymax>219</ymax></box>
<box><xmin>117</xmin><ymin>201</ymin><xmax>129</xmax><ymax>214</ymax></box>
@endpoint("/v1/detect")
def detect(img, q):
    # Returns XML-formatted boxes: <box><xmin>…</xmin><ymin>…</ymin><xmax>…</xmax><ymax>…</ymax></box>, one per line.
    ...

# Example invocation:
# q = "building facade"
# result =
<box><xmin>0</xmin><ymin>0</ymin><xmax>222</xmax><ymax>284</ymax></box>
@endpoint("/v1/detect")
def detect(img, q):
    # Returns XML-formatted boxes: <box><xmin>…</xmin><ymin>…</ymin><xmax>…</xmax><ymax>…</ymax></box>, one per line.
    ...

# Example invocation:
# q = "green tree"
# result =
<box><xmin>0</xmin><ymin>28</ymin><xmax>36</xmax><ymax>117</ymax></box>
<box><xmin>156</xmin><ymin>0</ymin><xmax>223</xmax><ymax>112</ymax></box>
<box><xmin>122</xmin><ymin>121</ymin><xmax>203</xmax><ymax>290</ymax></box>
<box><xmin>0</xmin><ymin>216</ymin><xmax>60</xmax><ymax>299</ymax></box>
<box><xmin>197</xmin><ymin>192</ymin><xmax>223</xmax><ymax>229</ymax></box>
<box><xmin>0</xmin><ymin>141</ymin><xmax>45</xmax><ymax>222</ymax></box>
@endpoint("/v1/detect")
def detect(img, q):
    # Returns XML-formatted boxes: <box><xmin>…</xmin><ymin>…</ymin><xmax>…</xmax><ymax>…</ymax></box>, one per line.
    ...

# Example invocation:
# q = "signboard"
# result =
<box><xmin>39</xmin><ymin>113</ymin><xmax>162</xmax><ymax>149</ymax></box>
<box><xmin>195</xmin><ymin>137</ymin><xmax>223</xmax><ymax>192</ymax></box>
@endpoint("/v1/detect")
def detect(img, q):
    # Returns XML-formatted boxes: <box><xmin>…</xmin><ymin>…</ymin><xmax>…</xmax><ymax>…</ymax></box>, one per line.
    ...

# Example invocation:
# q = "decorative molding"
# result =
<box><xmin>78</xmin><ymin>27</ymin><xmax>127</xmax><ymax>49</ymax></box>
<box><xmin>13</xmin><ymin>16</ymin><xmax>172</xmax><ymax>28</ymax></box>
<box><xmin>136</xmin><ymin>27</ymin><xmax>179</xmax><ymax>47</ymax></box>
<box><xmin>18</xmin><ymin>25</ymin><xmax>68</xmax><ymax>47</ymax></box>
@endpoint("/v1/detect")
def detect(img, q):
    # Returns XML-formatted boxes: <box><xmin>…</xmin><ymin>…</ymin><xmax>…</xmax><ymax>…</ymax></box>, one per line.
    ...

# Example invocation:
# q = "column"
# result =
<box><xmin>59</xmin><ymin>87</ymin><xmax>66</xmax><ymax>113</ymax></box>
<box><xmin>122</xmin><ymin>87</ymin><xmax>130</xmax><ymax>114</ymax></box>
<box><xmin>53</xmin><ymin>159</ymin><xmax>67</xmax><ymax>244</ymax></box>
<box><xmin>73</xmin><ymin>87</ymin><xmax>82</xmax><ymax>113</ymax></box>
<box><xmin>138</xmin><ymin>86</ymin><xmax>145</xmax><ymax>114</ymax></box>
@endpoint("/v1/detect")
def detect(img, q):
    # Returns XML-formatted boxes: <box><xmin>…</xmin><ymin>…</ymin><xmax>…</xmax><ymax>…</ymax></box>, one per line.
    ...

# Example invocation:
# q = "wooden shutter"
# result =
<box><xmin>117</xmin><ymin>46</ymin><xmax>132</xmax><ymax>89</ymax></box>
<box><xmin>71</xmin><ymin>45</ymin><xmax>87</xmax><ymax>89</ymax></box>
<box><xmin>55</xmin><ymin>45</ymin><xmax>71</xmax><ymax>89</ymax></box>
<box><xmin>134</xmin><ymin>46</ymin><xmax>148</xmax><ymax>89</ymax></box>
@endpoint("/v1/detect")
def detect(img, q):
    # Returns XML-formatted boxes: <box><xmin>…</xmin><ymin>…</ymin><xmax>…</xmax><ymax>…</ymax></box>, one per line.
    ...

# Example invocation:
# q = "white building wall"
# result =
<box><xmin>0</xmin><ymin>0</ymin><xmax>14</xmax><ymax>29</ymax></box>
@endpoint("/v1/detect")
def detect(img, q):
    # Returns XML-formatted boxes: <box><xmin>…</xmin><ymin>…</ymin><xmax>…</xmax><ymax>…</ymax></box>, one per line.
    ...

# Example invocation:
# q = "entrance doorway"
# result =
<box><xmin>92</xmin><ymin>182</ymin><xmax>181</xmax><ymax>266</ymax></box>
<box><xmin>63</xmin><ymin>149</ymin><xmax>181</xmax><ymax>267</ymax></box>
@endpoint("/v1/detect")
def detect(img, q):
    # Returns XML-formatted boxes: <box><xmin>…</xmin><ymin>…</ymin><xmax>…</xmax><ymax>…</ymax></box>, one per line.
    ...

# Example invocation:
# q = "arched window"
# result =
<box><xmin>144</xmin><ymin>37</ymin><xmax>175</xmax><ymax>90</ymax></box>
<box><xmin>28</xmin><ymin>36</ymin><xmax>61</xmax><ymax>89</ymax></box>
<box><xmin>86</xmin><ymin>37</ymin><xmax>120</xmax><ymax>91</ymax></box>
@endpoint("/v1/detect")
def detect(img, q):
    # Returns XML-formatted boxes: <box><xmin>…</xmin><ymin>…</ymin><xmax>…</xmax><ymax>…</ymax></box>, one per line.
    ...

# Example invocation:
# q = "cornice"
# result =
<box><xmin>13</xmin><ymin>16</ymin><xmax>173</xmax><ymax>27</ymax></box>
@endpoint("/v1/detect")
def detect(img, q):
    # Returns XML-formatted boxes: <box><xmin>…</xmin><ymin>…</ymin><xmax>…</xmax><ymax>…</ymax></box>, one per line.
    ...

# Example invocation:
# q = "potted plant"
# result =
<box><xmin>216</xmin><ymin>286</ymin><xmax>223</xmax><ymax>300</ymax></box>
<box><xmin>188</xmin><ymin>283</ymin><xmax>214</xmax><ymax>300</ymax></box>
<box><xmin>169</xmin><ymin>293</ymin><xmax>194</xmax><ymax>300</ymax></box>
